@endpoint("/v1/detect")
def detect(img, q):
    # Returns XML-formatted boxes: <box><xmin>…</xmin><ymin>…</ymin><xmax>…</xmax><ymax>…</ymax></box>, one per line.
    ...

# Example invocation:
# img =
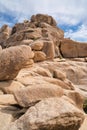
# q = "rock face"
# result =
<box><xmin>0</xmin><ymin>14</ymin><xmax>87</xmax><ymax>130</ymax></box>
<box><xmin>0</xmin><ymin>45</ymin><xmax>34</xmax><ymax>81</ymax></box>
<box><xmin>7</xmin><ymin>97</ymin><xmax>84</xmax><ymax>130</ymax></box>
<box><xmin>1</xmin><ymin>14</ymin><xmax>64</xmax><ymax>60</ymax></box>
<box><xmin>31</xmin><ymin>14</ymin><xmax>57</xmax><ymax>26</ymax></box>
<box><xmin>0</xmin><ymin>24</ymin><xmax>11</xmax><ymax>48</ymax></box>
<box><xmin>0</xmin><ymin>58</ymin><xmax>86</xmax><ymax>130</ymax></box>
<box><xmin>60</xmin><ymin>38</ymin><xmax>87</xmax><ymax>58</ymax></box>
<box><xmin>13</xmin><ymin>83</ymin><xmax>63</xmax><ymax>107</ymax></box>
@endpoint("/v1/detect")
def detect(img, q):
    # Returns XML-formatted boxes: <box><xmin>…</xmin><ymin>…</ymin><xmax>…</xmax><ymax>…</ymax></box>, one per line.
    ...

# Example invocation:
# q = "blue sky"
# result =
<box><xmin>0</xmin><ymin>0</ymin><xmax>87</xmax><ymax>42</ymax></box>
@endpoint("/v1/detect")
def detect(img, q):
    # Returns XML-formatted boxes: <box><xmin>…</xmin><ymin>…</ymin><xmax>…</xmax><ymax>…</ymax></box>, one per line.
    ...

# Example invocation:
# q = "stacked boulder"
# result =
<box><xmin>1</xmin><ymin>14</ymin><xmax>64</xmax><ymax>61</ymax></box>
<box><xmin>0</xmin><ymin>14</ymin><xmax>87</xmax><ymax>130</ymax></box>
<box><xmin>0</xmin><ymin>24</ymin><xmax>11</xmax><ymax>48</ymax></box>
<box><xmin>60</xmin><ymin>38</ymin><xmax>87</xmax><ymax>58</ymax></box>
<box><xmin>0</xmin><ymin>45</ymin><xmax>34</xmax><ymax>81</ymax></box>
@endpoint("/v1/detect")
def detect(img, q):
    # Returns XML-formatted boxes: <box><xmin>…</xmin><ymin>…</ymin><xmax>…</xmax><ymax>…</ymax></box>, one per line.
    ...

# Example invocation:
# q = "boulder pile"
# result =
<box><xmin>0</xmin><ymin>14</ymin><xmax>87</xmax><ymax>130</ymax></box>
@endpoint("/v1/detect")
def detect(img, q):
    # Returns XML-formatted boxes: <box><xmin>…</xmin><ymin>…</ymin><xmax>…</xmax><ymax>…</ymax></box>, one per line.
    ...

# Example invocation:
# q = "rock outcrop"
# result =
<box><xmin>7</xmin><ymin>97</ymin><xmax>84</xmax><ymax>130</ymax></box>
<box><xmin>0</xmin><ymin>14</ymin><xmax>87</xmax><ymax>130</ymax></box>
<box><xmin>0</xmin><ymin>45</ymin><xmax>34</xmax><ymax>81</ymax></box>
<box><xmin>0</xmin><ymin>24</ymin><xmax>11</xmax><ymax>48</ymax></box>
<box><xmin>31</xmin><ymin>14</ymin><xmax>57</xmax><ymax>26</ymax></box>
<box><xmin>60</xmin><ymin>38</ymin><xmax>87</xmax><ymax>58</ymax></box>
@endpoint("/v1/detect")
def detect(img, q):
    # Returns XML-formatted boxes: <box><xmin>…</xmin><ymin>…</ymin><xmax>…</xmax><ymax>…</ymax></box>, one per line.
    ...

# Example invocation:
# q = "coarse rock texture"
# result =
<box><xmin>0</xmin><ymin>25</ymin><xmax>11</xmax><ymax>48</ymax></box>
<box><xmin>0</xmin><ymin>45</ymin><xmax>34</xmax><ymax>81</ymax></box>
<box><xmin>0</xmin><ymin>14</ymin><xmax>87</xmax><ymax>130</ymax></box>
<box><xmin>31</xmin><ymin>14</ymin><xmax>57</xmax><ymax>26</ymax></box>
<box><xmin>33</xmin><ymin>51</ymin><xmax>46</xmax><ymax>62</ymax></box>
<box><xmin>1</xmin><ymin>14</ymin><xmax>64</xmax><ymax>60</ymax></box>
<box><xmin>7</xmin><ymin>97</ymin><xmax>84</xmax><ymax>130</ymax></box>
<box><xmin>0</xmin><ymin>58</ymin><xmax>87</xmax><ymax>130</ymax></box>
<box><xmin>60</xmin><ymin>38</ymin><xmax>87</xmax><ymax>58</ymax></box>
<box><xmin>30</xmin><ymin>39</ymin><xmax>44</xmax><ymax>51</ymax></box>
<box><xmin>13</xmin><ymin>83</ymin><xmax>63</xmax><ymax>107</ymax></box>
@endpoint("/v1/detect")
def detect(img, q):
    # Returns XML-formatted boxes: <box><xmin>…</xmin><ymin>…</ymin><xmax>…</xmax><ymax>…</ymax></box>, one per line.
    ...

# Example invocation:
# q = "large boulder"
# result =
<box><xmin>0</xmin><ymin>45</ymin><xmax>34</xmax><ymax>81</ymax></box>
<box><xmin>7</xmin><ymin>97</ymin><xmax>84</xmax><ymax>130</ymax></box>
<box><xmin>0</xmin><ymin>25</ymin><xmax>11</xmax><ymax>48</ymax></box>
<box><xmin>34</xmin><ymin>51</ymin><xmax>46</xmax><ymax>62</ymax></box>
<box><xmin>0</xmin><ymin>24</ymin><xmax>11</xmax><ymax>34</ymax></box>
<box><xmin>13</xmin><ymin>83</ymin><xmax>64</xmax><ymax>107</ymax></box>
<box><xmin>30</xmin><ymin>39</ymin><xmax>44</xmax><ymax>51</ymax></box>
<box><xmin>60</xmin><ymin>38</ymin><xmax>87</xmax><ymax>58</ymax></box>
<box><xmin>31</xmin><ymin>14</ymin><xmax>57</xmax><ymax>26</ymax></box>
<box><xmin>42</xmin><ymin>40</ymin><xmax>55</xmax><ymax>59</ymax></box>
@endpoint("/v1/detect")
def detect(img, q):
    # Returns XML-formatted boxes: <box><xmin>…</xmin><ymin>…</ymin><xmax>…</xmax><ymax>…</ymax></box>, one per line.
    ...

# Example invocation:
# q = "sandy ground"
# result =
<box><xmin>79</xmin><ymin>114</ymin><xmax>87</xmax><ymax>130</ymax></box>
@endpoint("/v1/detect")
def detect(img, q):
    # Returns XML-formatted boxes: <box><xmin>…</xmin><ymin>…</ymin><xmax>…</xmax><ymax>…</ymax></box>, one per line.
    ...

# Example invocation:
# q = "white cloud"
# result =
<box><xmin>0</xmin><ymin>0</ymin><xmax>87</xmax><ymax>41</ymax></box>
<box><xmin>0</xmin><ymin>0</ymin><xmax>87</xmax><ymax>25</ymax></box>
<box><xmin>65</xmin><ymin>24</ymin><xmax>87</xmax><ymax>42</ymax></box>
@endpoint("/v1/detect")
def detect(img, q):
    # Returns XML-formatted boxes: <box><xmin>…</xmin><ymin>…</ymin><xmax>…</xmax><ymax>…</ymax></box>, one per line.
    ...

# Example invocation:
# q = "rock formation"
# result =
<box><xmin>0</xmin><ymin>14</ymin><xmax>87</xmax><ymax>130</ymax></box>
<box><xmin>0</xmin><ymin>45</ymin><xmax>34</xmax><ymax>81</ymax></box>
<box><xmin>60</xmin><ymin>38</ymin><xmax>87</xmax><ymax>58</ymax></box>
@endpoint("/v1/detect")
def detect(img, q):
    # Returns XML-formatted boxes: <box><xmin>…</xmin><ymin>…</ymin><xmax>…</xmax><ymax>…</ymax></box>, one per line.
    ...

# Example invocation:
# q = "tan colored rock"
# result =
<box><xmin>41</xmin><ymin>22</ymin><xmax>64</xmax><ymax>39</ymax></box>
<box><xmin>8</xmin><ymin>97</ymin><xmax>84</xmax><ymax>130</ymax></box>
<box><xmin>0</xmin><ymin>105</ymin><xmax>21</xmax><ymax>130</ymax></box>
<box><xmin>60</xmin><ymin>39</ymin><xmax>78</xmax><ymax>58</ymax></box>
<box><xmin>84</xmin><ymin>57</ymin><xmax>87</xmax><ymax>62</ymax></box>
<box><xmin>0</xmin><ymin>90</ymin><xmax>3</xmax><ymax>95</ymax></box>
<box><xmin>0</xmin><ymin>109</ymin><xmax>13</xmax><ymax>130</ymax></box>
<box><xmin>53</xmin><ymin>69</ymin><xmax>66</xmax><ymax>81</ymax></box>
<box><xmin>79</xmin><ymin>115</ymin><xmax>87</xmax><ymax>130</ymax></box>
<box><xmin>64</xmin><ymin>90</ymin><xmax>84</xmax><ymax>110</ymax></box>
<box><xmin>13</xmin><ymin>83</ymin><xmax>64</xmax><ymax>107</ymax></box>
<box><xmin>20</xmin><ymin>39</ymin><xmax>33</xmax><ymax>45</ymax></box>
<box><xmin>30</xmin><ymin>40</ymin><xmax>44</xmax><ymax>51</ymax></box>
<box><xmin>0</xmin><ymin>45</ymin><xmax>34</xmax><ymax>81</ymax></box>
<box><xmin>0</xmin><ymin>80</ymin><xmax>25</xmax><ymax>94</ymax></box>
<box><xmin>24</xmin><ymin>29</ymin><xmax>42</xmax><ymax>40</ymax></box>
<box><xmin>44</xmin><ymin>77</ymin><xmax>74</xmax><ymax>90</ymax></box>
<box><xmin>34</xmin><ymin>67</ymin><xmax>52</xmax><ymax>77</ymax></box>
<box><xmin>0</xmin><ymin>25</ymin><xmax>11</xmax><ymax>48</ymax></box>
<box><xmin>60</xmin><ymin>38</ymin><xmax>87</xmax><ymax>58</ymax></box>
<box><xmin>0</xmin><ymin>46</ymin><xmax>2</xmax><ymax>53</ymax></box>
<box><xmin>64</xmin><ymin>63</ymin><xmax>87</xmax><ymax>85</ymax></box>
<box><xmin>78</xmin><ymin>43</ymin><xmax>87</xmax><ymax>57</ymax></box>
<box><xmin>31</xmin><ymin>14</ymin><xmax>57</xmax><ymax>26</ymax></box>
<box><xmin>34</xmin><ymin>51</ymin><xmax>46</xmax><ymax>62</ymax></box>
<box><xmin>0</xmin><ymin>94</ymin><xmax>17</xmax><ymax>105</ymax></box>
<box><xmin>42</xmin><ymin>40</ymin><xmax>55</xmax><ymax>59</ymax></box>
<box><xmin>6</xmin><ymin>28</ymin><xmax>42</xmax><ymax>47</ymax></box>
<box><xmin>7</xmin><ymin>39</ymin><xmax>33</xmax><ymax>47</ymax></box>
<box><xmin>0</xmin><ymin>24</ymin><xmax>11</xmax><ymax>34</ymax></box>
<box><xmin>16</xmin><ymin>76</ymin><xmax>48</xmax><ymax>86</ymax></box>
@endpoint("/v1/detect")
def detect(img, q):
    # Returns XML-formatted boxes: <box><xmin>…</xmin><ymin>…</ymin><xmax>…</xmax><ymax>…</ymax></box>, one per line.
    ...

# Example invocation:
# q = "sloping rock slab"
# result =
<box><xmin>13</xmin><ymin>83</ymin><xmax>63</xmax><ymax>107</ymax></box>
<box><xmin>7</xmin><ymin>97</ymin><xmax>84</xmax><ymax>130</ymax></box>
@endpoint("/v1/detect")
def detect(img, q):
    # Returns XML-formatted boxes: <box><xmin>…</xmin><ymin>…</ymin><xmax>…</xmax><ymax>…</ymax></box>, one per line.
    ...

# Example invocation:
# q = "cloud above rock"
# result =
<box><xmin>0</xmin><ymin>0</ymin><xmax>87</xmax><ymax>41</ymax></box>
